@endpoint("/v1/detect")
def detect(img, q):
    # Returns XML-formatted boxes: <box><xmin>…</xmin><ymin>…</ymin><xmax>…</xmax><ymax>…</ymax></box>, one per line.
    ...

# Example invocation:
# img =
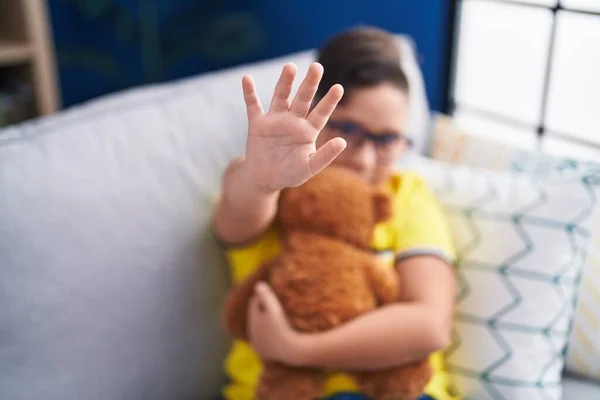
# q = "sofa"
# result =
<box><xmin>0</xmin><ymin>35</ymin><xmax>598</xmax><ymax>400</ymax></box>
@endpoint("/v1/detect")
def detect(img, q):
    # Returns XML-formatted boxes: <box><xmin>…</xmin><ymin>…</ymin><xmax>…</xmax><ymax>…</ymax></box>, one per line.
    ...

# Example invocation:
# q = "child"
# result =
<box><xmin>213</xmin><ymin>26</ymin><xmax>458</xmax><ymax>400</ymax></box>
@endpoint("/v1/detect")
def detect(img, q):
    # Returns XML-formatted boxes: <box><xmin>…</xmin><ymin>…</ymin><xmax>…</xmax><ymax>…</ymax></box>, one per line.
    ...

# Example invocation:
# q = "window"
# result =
<box><xmin>448</xmin><ymin>0</ymin><xmax>600</xmax><ymax>161</ymax></box>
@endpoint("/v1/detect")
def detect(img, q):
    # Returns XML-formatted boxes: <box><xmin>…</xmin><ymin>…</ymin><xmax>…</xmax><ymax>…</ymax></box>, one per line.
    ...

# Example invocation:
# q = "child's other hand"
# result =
<box><xmin>248</xmin><ymin>282</ymin><xmax>307</xmax><ymax>366</ymax></box>
<box><xmin>240</xmin><ymin>63</ymin><xmax>346</xmax><ymax>193</ymax></box>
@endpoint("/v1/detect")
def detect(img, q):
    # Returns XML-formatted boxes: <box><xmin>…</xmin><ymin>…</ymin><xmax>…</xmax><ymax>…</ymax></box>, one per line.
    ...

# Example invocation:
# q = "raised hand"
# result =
<box><xmin>239</xmin><ymin>63</ymin><xmax>346</xmax><ymax>193</ymax></box>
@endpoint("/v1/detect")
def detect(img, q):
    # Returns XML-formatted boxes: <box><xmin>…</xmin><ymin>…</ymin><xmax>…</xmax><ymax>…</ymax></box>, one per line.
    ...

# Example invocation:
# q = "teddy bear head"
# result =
<box><xmin>277</xmin><ymin>166</ymin><xmax>394</xmax><ymax>248</ymax></box>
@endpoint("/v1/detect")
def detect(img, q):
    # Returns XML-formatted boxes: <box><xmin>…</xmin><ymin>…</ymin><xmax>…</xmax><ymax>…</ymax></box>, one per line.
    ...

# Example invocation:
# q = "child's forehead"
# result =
<box><xmin>332</xmin><ymin>84</ymin><xmax>409</xmax><ymax>133</ymax></box>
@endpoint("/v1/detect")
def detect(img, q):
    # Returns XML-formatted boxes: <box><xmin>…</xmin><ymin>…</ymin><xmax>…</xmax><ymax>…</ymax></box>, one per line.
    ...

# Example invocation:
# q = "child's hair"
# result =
<box><xmin>316</xmin><ymin>26</ymin><xmax>409</xmax><ymax>104</ymax></box>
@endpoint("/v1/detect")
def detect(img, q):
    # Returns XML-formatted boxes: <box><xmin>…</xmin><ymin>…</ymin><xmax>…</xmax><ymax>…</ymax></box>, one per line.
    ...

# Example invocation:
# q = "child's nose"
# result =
<box><xmin>352</xmin><ymin>140</ymin><xmax>377</xmax><ymax>170</ymax></box>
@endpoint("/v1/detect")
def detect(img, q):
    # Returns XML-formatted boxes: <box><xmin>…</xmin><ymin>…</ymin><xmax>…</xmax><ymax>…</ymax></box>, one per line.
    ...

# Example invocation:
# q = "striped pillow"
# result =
<box><xmin>430</xmin><ymin>114</ymin><xmax>600</xmax><ymax>380</ymax></box>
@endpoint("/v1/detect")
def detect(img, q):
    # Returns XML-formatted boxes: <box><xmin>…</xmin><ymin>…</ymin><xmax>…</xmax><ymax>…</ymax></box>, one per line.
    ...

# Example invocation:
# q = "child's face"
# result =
<box><xmin>317</xmin><ymin>83</ymin><xmax>411</xmax><ymax>186</ymax></box>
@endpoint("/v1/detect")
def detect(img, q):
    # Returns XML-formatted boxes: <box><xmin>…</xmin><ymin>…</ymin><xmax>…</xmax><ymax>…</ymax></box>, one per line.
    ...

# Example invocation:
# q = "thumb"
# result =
<box><xmin>248</xmin><ymin>295</ymin><xmax>261</xmax><ymax>316</ymax></box>
<box><xmin>254</xmin><ymin>283</ymin><xmax>283</xmax><ymax>316</ymax></box>
<box><xmin>309</xmin><ymin>137</ymin><xmax>347</xmax><ymax>176</ymax></box>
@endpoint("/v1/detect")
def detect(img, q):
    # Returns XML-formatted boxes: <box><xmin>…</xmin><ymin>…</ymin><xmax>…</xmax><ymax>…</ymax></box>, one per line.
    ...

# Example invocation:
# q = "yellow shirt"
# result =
<box><xmin>222</xmin><ymin>172</ymin><xmax>459</xmax><ymax>400</ymax></box>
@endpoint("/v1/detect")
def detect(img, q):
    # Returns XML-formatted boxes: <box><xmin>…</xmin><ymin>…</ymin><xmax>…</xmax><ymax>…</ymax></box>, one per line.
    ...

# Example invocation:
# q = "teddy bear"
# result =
<box><xmin>221</xmin><ymin>166</ymin><xmax>432</xmax><ymax>400</ymax></box>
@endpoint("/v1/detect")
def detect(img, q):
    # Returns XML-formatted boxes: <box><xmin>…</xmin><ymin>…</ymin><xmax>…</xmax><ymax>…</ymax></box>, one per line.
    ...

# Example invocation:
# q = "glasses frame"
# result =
<box><xmin>326</xmin><ymin>120</ymin><xmax>414</xmax><ymax>151</ymax></box>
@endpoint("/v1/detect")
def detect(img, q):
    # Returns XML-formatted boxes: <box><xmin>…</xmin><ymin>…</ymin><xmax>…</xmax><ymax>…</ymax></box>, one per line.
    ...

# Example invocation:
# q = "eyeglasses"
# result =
<box><xmin>326</xmin><ymin>120</ymin><xmax>413</xmax><ymax>159</ymax></box>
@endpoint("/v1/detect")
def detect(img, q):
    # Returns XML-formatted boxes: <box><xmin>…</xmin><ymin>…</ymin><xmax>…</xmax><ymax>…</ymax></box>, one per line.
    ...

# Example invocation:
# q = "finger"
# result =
<box><xmin>289</xmin><ymin>63</ymin><xmax>324</xmax><ymax>118</ymax></box>
<box><xmin>254</xmin><ymin>282</ymin><xmax>284</xmax><ymax>316</ymax></box>
<box><xmin>247</xmin><ymin>295</ymin><xmax>260</xmax><ymax>338</ymax></box>
<box><xmin>309</xmin><ymin>137</ymin><xmax>347</xmax><ymax>176</ymax></box>
<box><xmin>269</xmin><ymin>63</ymin><xmax>297</xmax><ymax>113</ymax></box>
<box><xmin>248</xmin><ymin>295</ymin><xmax>260</xmax><ymax>317</ymax></box>
<box><xmin>307</xmin><ymin>84</ymin><xmax>344</xmax><ymax>131</ymax></box>
<box><xmin>242</xmin><ymin>75</ymin><xmax>264</xmax><ymax>121</ymax></box>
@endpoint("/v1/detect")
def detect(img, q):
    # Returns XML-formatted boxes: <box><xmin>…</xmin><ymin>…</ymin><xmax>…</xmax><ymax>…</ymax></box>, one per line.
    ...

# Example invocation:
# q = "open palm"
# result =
<box><xmin>241</xmin><ymin>63</ymin><xmax>346</xmax><ymax>192</ymax></box>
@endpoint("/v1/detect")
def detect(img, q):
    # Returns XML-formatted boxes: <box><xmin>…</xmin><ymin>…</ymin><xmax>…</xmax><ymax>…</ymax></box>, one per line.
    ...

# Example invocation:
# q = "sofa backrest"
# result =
<box><xmin>0</xmin><ymin>36</ymin><xmax>429</xmax><ymax>400</ymax></box>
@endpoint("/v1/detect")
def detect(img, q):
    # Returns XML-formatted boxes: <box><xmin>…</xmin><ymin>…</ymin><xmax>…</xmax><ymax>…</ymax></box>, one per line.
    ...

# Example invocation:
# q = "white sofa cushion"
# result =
<box><xmin>0</xmin><ymin>36</ymin><xmax>428</xmax><ymax>400</ymax></box>
<box><xmin>563</xmin><ymin>374</ymin><xmax>600</xmax><ymax>399</ymax></box>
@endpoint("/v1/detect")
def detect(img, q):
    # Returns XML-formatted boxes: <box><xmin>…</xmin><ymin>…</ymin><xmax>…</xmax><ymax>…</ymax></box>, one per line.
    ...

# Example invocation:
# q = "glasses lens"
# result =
<box><xmin>337</xmin><ymin>121</ymin><xmax>363</xmax><ymax>135</ymax></box>
<box><xmin>329</xmin><ymin>121</ymin><xmax>364</xmax><ymax>147</ymax></box>
<box><xmin>375</xmin><ymin>134</ymin><xmax>413</xmax><ymax>160</ymax></box>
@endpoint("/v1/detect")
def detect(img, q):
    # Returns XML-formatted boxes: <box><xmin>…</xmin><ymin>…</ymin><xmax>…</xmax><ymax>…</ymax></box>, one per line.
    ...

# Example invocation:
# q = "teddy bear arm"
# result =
<box><xmin>363</xmin><ymin>256</ymin><xmax>400</xmax><ymax>305</ymax></box>
<box><xmin>221</xmin><ymin>260</ymin><xmax>273</xmax><ymax>340</ymax></box>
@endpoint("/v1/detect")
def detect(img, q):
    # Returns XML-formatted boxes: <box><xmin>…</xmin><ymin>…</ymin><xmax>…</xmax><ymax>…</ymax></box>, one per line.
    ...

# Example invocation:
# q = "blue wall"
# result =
<box><xmin>49</xmin><ymin>0</ymin><xmax>453</xmax><ymax>111</ymax></box>
<box><xmin>249</xmin><ymin>0</ymin><xmax>454</xmax><ymax>112</ymax></box>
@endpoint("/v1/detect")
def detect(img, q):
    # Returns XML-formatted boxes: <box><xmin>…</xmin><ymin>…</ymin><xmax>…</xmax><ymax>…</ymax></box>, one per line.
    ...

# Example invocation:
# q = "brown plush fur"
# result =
<box><xmin>221</xmin><ymin>166</ymin><xmax>432</xmax><ymax>400</ymax></box>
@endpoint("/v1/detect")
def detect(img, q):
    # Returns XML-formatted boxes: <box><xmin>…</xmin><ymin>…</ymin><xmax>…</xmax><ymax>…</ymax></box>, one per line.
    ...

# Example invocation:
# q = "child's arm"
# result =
<box><xmin>212</xmin><ymin>156</ymin><xmax>281</xmax><ymax>245</ymax></box>
<box><xmin>213</xmin><ymin>63</ymin><xmax>346</xmax><ymax>245</ymax></box>
<box><xmin>248</xmin><ymin>255</ymin><xmax>454</xmax><ymax>371</ymax></box>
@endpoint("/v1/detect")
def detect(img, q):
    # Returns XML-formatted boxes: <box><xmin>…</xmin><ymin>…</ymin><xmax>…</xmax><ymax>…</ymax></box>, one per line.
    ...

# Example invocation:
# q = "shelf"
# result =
<box><xmin>0</xmin><ymin>0</ymin><xmax>60</xmax><ymax>117</ymax></box>
<box><xmin>0</xmin><ymin>40</ymin><xmax>32</xmax><ymax>66</ymax></box>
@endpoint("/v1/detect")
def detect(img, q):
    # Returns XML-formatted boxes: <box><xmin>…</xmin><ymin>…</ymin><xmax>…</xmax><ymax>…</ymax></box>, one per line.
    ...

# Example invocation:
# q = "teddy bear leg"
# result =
<box><xmin>257</xmin><ymin>361</ymin><xmax>324</xmax><ymax>400</ymax></box>
<box><xmin>354</xmin><ymin>360</ymin><xmax>432</xmax><ymax>400</ymax></box>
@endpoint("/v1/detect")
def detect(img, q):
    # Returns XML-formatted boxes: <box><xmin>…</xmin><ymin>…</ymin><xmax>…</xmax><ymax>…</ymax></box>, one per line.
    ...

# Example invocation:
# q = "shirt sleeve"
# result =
<box><xmin>394</xmin><ymin>173</ymin><xmax>456</xmax><ymax>264</ymax></box>
<box><xmin>224</xmin><ymin>228</ymin><xmax>282</xmax><ymax>284</ymax></box>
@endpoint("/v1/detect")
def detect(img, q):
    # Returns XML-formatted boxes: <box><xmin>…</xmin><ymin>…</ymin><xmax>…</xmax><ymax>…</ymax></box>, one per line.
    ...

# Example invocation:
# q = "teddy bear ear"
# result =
<box><xmin>373</xmin><ymin>188</ymin><xmax>394</xmax><ymax>223</ymax></box>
